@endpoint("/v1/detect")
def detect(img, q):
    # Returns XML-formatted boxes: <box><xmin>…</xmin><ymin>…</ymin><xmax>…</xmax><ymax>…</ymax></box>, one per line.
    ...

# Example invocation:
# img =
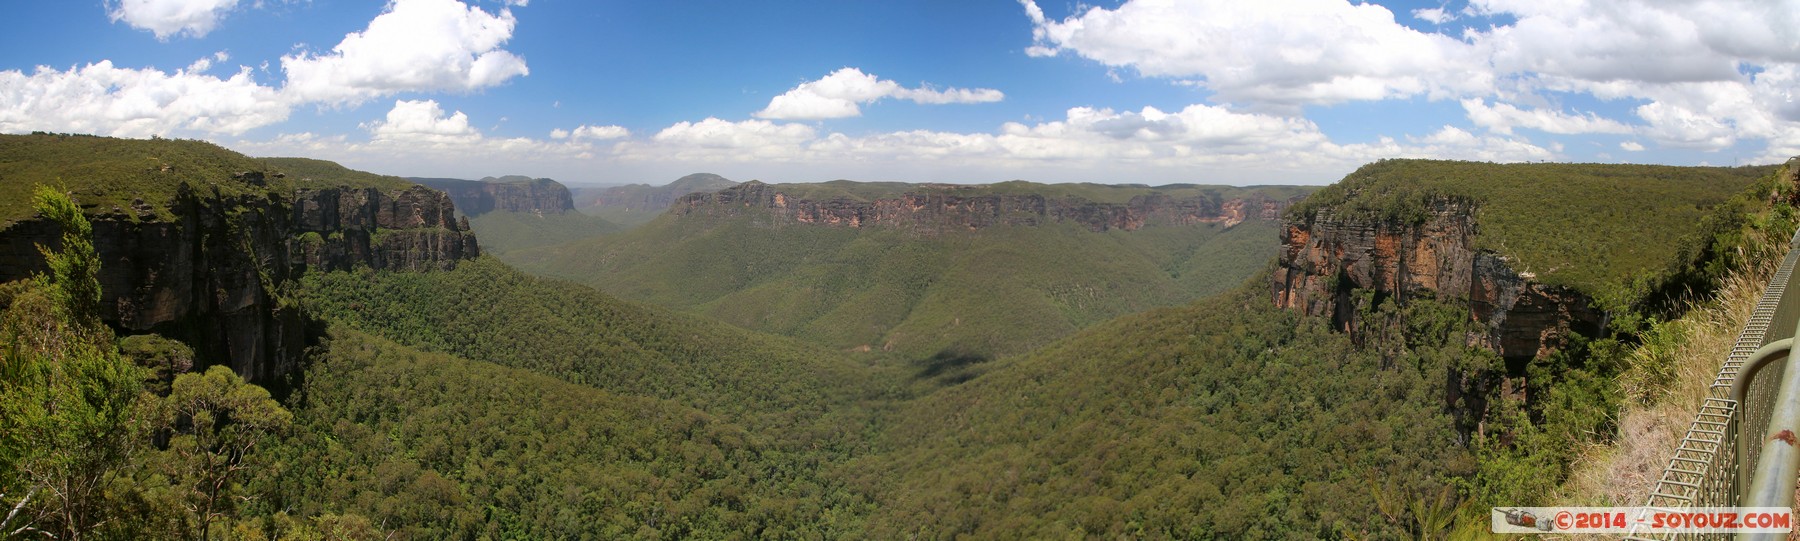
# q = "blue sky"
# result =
<box><xmin>2</xmin><ymin>0</ymin><xmax>1796</xmax><ymax>185</ymax></box>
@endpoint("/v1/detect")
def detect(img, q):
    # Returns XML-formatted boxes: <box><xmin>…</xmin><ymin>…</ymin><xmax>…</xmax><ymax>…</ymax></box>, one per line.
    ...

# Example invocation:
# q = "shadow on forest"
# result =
<box><xmin>911</xmin><ymin>348</ymin><xmax>992</xmax><ymax>385</ymax></box>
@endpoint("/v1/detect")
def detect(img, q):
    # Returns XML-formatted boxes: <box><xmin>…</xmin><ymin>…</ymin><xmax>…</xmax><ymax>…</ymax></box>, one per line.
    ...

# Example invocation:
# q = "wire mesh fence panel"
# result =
<box><xmin>1628</xmin><ymin>231</ymin><xmax>1800</xmax><ymax>541</ymax></box>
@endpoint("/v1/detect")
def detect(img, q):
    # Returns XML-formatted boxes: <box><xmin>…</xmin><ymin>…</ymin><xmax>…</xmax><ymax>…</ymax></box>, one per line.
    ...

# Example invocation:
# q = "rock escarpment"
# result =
<box><xmin>0</xmin><ymin>182</ymin><xmax>478</xmax><ymax>386</ymax></box>
<box><xmin>413</xmin><ymin>175</ymin><xmax>575</xmax><ymax>215</ymax></box>
<box><xmin>1270</xmin><ymin>198</ymin><xmax>1604</xmax><ymax>363</ymax></box>
<box><xmin>580</xmin><ymin>173</ymin><xmax>738</xmax><ymax>211</ymax></box>
<box><xmin>675</xmin><ymin>181</ymin><xmax>1297</xmax><ymax>232</ymax></box>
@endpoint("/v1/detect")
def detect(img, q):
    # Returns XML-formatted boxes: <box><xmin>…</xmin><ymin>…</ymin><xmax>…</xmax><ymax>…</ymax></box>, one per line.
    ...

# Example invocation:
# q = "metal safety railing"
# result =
<box><xmin>1627</xmin><ymin>230</ymin><xmax>1800</xmax><ymax>540</ymax></box>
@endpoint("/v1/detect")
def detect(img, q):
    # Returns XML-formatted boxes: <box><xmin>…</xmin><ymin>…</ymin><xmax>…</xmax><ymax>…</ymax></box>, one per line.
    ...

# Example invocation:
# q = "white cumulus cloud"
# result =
<box><xmin>1470</xmin><ymin>0</ymin><xmax>1800</xmax><ymax>86</ymax></box>
<box><xmin>281</xmin><ymin>0</ymin><xmax>529</xmax><ymax>106</ymax></box>
<box><xmin>0</xmin><ymin>60</ymin><xmax>288</xmax><ymax>137</ymax></box>
<box><xmin>235</xmin><ymin>101</ymin><xmax>601</xmax><ymax>176</ymax></box>
<box><xmin>109</xmin><ymin>0</ymin><xmax>241</xmax><ymax>40</ymax></box>
<box><xmin>1019</xmin><ymin>0</ymin><xmax>1488</xmax><ymax>108</ymax></box>
<box><xmin>551</xmin><ymin>124</ymin><xmax>629</xmax><ymax>140</ymax></box>
<box><xmin>619</xmin><ymin>103</ymin><xmax>1556</xmax><ymax>178</ymax></box>
<box><xmin>1412</xmin><ymin>7</ymin><xmax>1454</xmax><ymax>24</ymax></box>
<box><xmin>2</xmin><ymin>0</ymin><xmax>545</xmax><ymax>141</ymax></box>
<box><xmin>364</xmin><ymin>99</ymin><xmax>480</xmax><ymax>145</ymax></box>
<box><xmin>1019</xmin><ymin>0</ymin><xmax>1800</xmax><ymax>160</ymax></box>
<box><xmin>234</xmin><ymin>96</ymin><xmax>1565</xmax><ymax>185</ymax></box>
<box><xmin>755</xmin><ymin>68</ymin><xmax>1004</xmax><ymax>120</ymax></box>
<box><xmin>631</xmin><ymin>118</ymin><xmax>819</xmax><ymax>160</ymax></box>
<box><xmin>1460</xmin><ymin>99</ymin><xmax>1634</xmax><ymax>135</ymax></box>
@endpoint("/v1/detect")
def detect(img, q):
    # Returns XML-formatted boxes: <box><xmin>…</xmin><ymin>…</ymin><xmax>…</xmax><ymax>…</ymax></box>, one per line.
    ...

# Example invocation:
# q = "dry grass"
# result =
<box><xmin>1559</xmin><ymin>233</ymin><xmax>1788</xmax><ymax>509</ymax></box>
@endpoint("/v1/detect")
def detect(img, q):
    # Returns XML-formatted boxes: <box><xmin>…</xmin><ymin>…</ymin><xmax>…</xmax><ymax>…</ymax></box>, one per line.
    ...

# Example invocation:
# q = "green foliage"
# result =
<box><xmin>296</xmin><ymin>258</ymin><xmax>881</xmax><ymax>428</ymax></box>
<box><xmin>574</xmin><ymin>173</ymin><xmax>739</xmax><ymax>229</ymax></box>
<box><xmin>118</xmin><ymin>334</ymin><xmax>194</xmax><ymax>396</ymax></box>
<box><xmin>31</xmin><ymin>186</ymin><xmax>103</xmax><ymax>327</ymax></box>
<box><xmin>1469</xmin><ymin>396</ymin><xmax>1562</xmax><ymax>507</ymax></box>
<box><xmin>1472</xmin><ymin>334</ymin><xmax>1629</xmax><ymax>505</ymax></box>
<box><xmin>578</xmin><ymin>205</ymin><xmax>670</xmax><ymax>228</ymax></box>
<box><xmin>0</xmin><ymin>279</ymin><xmax>146</xmax><ymax>539</ymax></box>
<box><xmin>851</xmin><ymin>284</ymin><xmax>1485</xmax><ymax>538</ymax></box>
<box><xmin>252</xmin><ymin>157</ymin><xmax>414</xmax><ymax>192</ymax></box>
<box><xmin>464</xmin><ymin>209</ymin><xmax>621</xmax><ymax>255</ymax></box>
<box><xmin>138</xmin><ymin>366</ymin><xmax>294</xmax><ymax>539</ymax></box>
<box><xmin>245</xmin><ymin>328</ymin><xmax>872</xmax><ymax>539</ymax></box>
<box><xmin>1288</xmin><ymin>159</ymin><xmax>1776</xmax><ymax>300</ymax></box>
<box><xmin>0</xmin><ymin>189</ymin><xmax>147</xmax><ymax>538</ymax></box>
<box><xmin>1466</xmin><ymin>164</ymin><xmax>1800</xmax><ymax>508</ymax></box>
<box><xmin>285</xmin><ymin>261</ymin><xmax>904</xmax><ymax>538</ymax></box>
<box><xmin>508</xmin><ymin>209</ymin><xmax>1289</xmax><ymax>362</ymax></box>
<box><xmin>1618</xmin><ymin>192</ymin><xmax>1800</xmax><ymax>405</ymax></box>
<box><xmin>764</xmin><ymin>179</ymin><xmax>1313</xmax><ymax>205</ymax></box>
<box><xmin>0</xmin><ymin>188</ymin><xmax>301</xmax><ymax>539</ymax></box>
<box><xmin>0</xmin><ymin>134</ymin><xmax>413</xmax><ymax>226</ymax></box>
<box><xmin>12</xmin><ymin>148</ymin><xmax>1795</xmax><ymax>537</ymax></box>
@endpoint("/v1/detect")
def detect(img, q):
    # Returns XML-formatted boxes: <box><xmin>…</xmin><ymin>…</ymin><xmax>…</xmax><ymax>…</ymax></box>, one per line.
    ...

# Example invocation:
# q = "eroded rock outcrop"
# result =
<box><xmin>582</xmin><ymin>173</ymin><xmax>738</xmax><ymax>212</ymax></box>
<box><xmin>413</xmin><ymin>175</ymin><xmax>575</xmax><ymax>215</ymax></box>
<box><xmin>1270</xmin><ymin>198</ymin><xmax>1604</xmax><ymax>363</ymax></box>
<box><xmin>0</xmin><ymin>183</ymin><xmax>478</xmax><ymax>386</ymax></box>
<box><xmin>675</xmin><ymin>181</ymin><xmax>1296</xmax><ymax>232</ymax></box>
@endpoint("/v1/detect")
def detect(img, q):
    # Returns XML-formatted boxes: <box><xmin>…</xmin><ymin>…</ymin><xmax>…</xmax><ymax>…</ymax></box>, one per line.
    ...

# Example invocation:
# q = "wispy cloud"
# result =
<box><xmin>756</xmin><ymin>67</ymin><xmax>1003</xmax><ymax>120</ymax></box>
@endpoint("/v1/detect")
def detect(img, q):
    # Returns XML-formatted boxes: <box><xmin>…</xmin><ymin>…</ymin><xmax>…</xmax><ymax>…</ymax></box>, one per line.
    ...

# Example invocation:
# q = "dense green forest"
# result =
<box><xmin>5</xmin><ymin>134</ymin><xmax>1796</xmax><ymax>539</ymax></box>
<box><xmin>463</xmin><ymin>211</ymin><xmax>621</xmax><ymax>255</ymax></box>
<box><xmin>297</xmin><ymin>258</ymin><xmax>887</xmax><ymax>427</ymax></box>
<box><xmin>264</xmin><ymin>328</ymin><xmax>873</xmax><ymax>539</ymax></box>
<box><xmin>507</xmin><ymin>200</ymin><xmax>1290</xmax><ymax>362</ymax></box>
<box><xmin>574</xmin><ymin>173</ymin><xmax>739</xmax><ymax>228</ymax></box>
<box><xmin>741</xmin><ymin>179</ymin><xmax>1313</xmax><ymax>205</ymax></box>
<box><xmin>1290</xmin><ymin>159</ymin><xmax>1778</xmax><ymax>307</ymax></box>
<box><xmin>0</xmin><ymin>134</ymin><xmax>412</xmax><ymax>225</ymax></box>
<box><xmin>0</xmin><ymin>188</ymin><xmax>878</xmax><ymax>538</ymax></box>
<box><xmin>852</xmin><ymin>283</ymin><xmax>1488</xmax><ymax>539</ymax></box>
<box><xmin>1</xmin><ymin>176</ymin><xmax>1458</xmax><ymax>538</ymax></box>
<box><xmin>293</xmin><ymin>249</ymin><xmax>1493</xmax><ymax>538</ymax></box>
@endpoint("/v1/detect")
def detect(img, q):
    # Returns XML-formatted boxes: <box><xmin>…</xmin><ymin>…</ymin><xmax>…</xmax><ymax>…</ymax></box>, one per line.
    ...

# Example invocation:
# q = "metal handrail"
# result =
<box><xmin>1730</xmin><ymin>340</ymin><xmax>1796</xmax><ymax>408</ymax></box>
<box><xmin>1629</xmin><ymin>229</ymin><xmax>1800</xmax><ymax>541</ymax></box>
<box><xmin>1730</xmin><ymin>338</ymin><xmax>1794</xmax><ymax>480</ymax></box>
<box><xmin>1738</xmin><ymin>324</ymin><xmax>1800</xmax><ymax>540</ymax></box>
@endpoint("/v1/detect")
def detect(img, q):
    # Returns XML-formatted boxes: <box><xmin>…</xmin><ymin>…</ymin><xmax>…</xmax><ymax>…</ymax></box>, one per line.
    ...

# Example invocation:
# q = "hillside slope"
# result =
<box><xmin>575</xmin><ymin>173</ymin><xmax>738</xmax><ymax>227</ymax></box>
<box><xmin>0</xmin><ymin>134</ymin><xmax>479</xmax><ymax>384</ymax></box>
<box><xmin>12</xmin><ymin>134</ymin><xmax>1789</xmax><ymax>538</ymax></box>
<box><xmin>0</xmin><ymin>138</ymin><xmax>886</xmax><ymax>537</ymax></box>
<box><xmin>851</xmin><ymin>281</ymin><xmax>1480</xmax><ymax>538</ymax></box>
<box><xmin>1272</xmin><ymin>161</ymin><xmax>1780</xmax><ymax>440</ymax></box>
<box><xmin>259</xmin><ymin>327</ymin><xmax>871</xmax><ymax>539</ymax></box>
<box><xmin>1283</xmin><ymin>160</ymin><xmax>1776</xmax><ymax>304</ymax></box>
<box><xmin>509</xmin><ymin>180</ymin><xmax>1312</xmax><ymax>361</ymax></box>
<box><xmin>413</xmin><ymin>175</ymin><xmax>622</xmax><ymax>255</ymax></box>
<box><xmin>411</xmin><ymin>175</ymin><xmax>576</xmax><ymax>215</ymax></box>
<box><xmin>297</xmin><ymin>257</ymin><xmax>886</xmax><ymax>428</ymax></box>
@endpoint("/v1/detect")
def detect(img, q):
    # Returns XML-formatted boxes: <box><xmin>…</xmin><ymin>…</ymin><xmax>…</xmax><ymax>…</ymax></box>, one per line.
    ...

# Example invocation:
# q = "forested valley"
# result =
<box><xmin>2</xmin><ymin>134</ymin><xmax>1797</xmax><ymax>538</ymax></box>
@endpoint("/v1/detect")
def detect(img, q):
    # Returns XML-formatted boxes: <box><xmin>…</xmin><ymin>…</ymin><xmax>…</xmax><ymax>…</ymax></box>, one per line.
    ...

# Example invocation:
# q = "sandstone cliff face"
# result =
<box><xmin>0</xmin><ymin>183</ymin><xmax>478</xmax><ymax>386</ymax></box>
<box><xmin>1270</xmin><ymin>198</ymin><xmax>1603</xmax><ymax>363</ymax></box>
<box><xmin>413</xmin><ymin>176</ymin><xmax>575</xmax><ymax>215</ymax></box>
<box><xmin>582</xmin><ymin>173</ymin><xmax>738</xmax><ymax>211</ymax></box>
<box><xmin>674</xmin><ymin>181</ymin><xmax>1295</xmax><ymax>232</ymax></box>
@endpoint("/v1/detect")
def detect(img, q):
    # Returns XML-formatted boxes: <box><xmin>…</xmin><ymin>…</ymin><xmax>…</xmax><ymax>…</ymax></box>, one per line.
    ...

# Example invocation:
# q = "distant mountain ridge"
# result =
<box><xmin>412</xmin><ymin>175</ymin><xmax>575</xmax><ymax>215</ymax></box>
<box><xmin>1273</xmin><ymin>160</ymin><xmax>1779</xmax><ymax>354</ymax></box>
<box><xmin>676</xmin><ymin>180</ymin><xmax>1306</xmax><ymax>233</ymax></box>
<box><xmin>507</xmin><ymin>179</ymin><xmax>1316</xmax><ymax>360</ymax></box>
<box><xmin>18</xmin><ymin>134</ymin><xmax>1793</xmax><ymax>537</ymax></box>
<box><xmin>574</xmin><ymin>173</ymin><xmax>739</xmax><ymax>226</ymax></box>
<box><xmin>579</xmin><ymin>173</ymin><xmax>738</xmax><ymax>209</ymax></box>
<box><xmin>0</xmin><ymin>135</ymin><xmax>480</xmax><ymax>385</ymax></box>
<box><xmin>410</xmin><ymin>175</ymin><xmax>621</xmax><ymax>255</ymax></box>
